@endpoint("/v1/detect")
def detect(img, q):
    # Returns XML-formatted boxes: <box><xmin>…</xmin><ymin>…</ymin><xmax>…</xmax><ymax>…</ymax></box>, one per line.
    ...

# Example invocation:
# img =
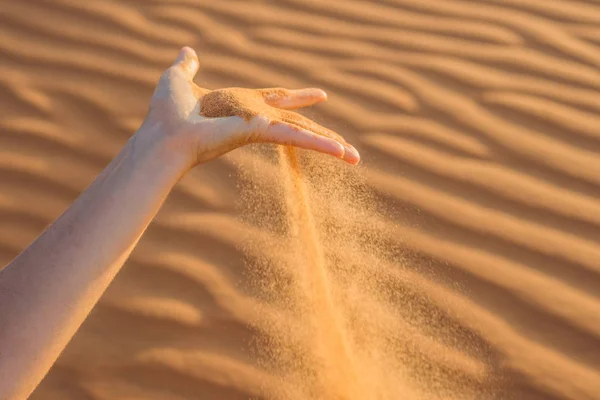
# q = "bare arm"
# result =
<box><xmin>0</xmin><ymin>47</ymin><xmax>359</xmax><ymax>399</ymax></box>
<box><xmin>0</xmin><ymin>129</ymin><xmax>185</xmax><ymax>399</ymax></box>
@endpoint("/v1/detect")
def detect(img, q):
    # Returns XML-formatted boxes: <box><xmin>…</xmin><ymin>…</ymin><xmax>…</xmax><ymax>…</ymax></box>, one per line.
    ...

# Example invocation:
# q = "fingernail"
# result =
<box><xmin>176</xmin><ymin>46</ymin><xmax>198</xmax><ymax>73</ymax></box>
<box><xmin>344</xmin><ymin>144</ymin><xmax>360</xmax><ymax>164</ymax></box>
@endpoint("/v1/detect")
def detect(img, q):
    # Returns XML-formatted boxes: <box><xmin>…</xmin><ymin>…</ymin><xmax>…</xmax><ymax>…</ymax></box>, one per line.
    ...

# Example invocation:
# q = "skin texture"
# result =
<box><xmin>0</xmin><ymin>47</ymin><xmax>359</xmax><ymax>400</ymax></box>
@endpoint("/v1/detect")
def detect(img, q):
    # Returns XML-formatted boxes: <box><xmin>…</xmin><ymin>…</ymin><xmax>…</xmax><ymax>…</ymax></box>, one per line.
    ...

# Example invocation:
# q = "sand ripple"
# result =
<box><xmin>1</xmin><ymin>0</ymin><xmax>599</xmax><ymax>399</ymax></box>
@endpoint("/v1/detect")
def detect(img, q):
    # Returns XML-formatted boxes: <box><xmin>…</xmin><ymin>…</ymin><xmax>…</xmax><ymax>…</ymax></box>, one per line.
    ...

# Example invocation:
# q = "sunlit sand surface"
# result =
<box><xmin>1</xmin><ymin>0</ymin><xmax>599</xmax><ymax>399</ymax></box>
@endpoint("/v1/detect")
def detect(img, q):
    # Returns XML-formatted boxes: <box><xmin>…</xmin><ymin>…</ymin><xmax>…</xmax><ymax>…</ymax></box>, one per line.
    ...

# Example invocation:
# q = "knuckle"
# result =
<box><xmin>251</xmin><ymin>115</ymin><xmax>271</xmax><ymax>134</ymax></box>
<box><xmin>262</xmin><ymin>87</ymin><xmax>289</xmax><ymax>101</ymax></box>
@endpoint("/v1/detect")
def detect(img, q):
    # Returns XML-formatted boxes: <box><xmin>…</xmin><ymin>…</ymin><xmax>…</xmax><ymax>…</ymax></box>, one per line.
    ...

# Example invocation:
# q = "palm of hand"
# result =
<box><xmin>145</xmin><ymin>47</ymin><xmax>359</xmax><ymax>168</ymax></box>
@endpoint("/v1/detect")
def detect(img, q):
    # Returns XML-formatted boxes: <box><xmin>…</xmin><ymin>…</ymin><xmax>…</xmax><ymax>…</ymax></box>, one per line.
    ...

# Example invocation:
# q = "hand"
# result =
<box><xmin>138</xmin><ymin>47</ymin><xmax>360</xmax><ymax>172</ymax></box>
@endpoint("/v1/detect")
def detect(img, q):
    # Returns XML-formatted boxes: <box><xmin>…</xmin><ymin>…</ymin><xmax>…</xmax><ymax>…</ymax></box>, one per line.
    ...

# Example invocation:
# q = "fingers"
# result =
<box><xmin>278</xmin><ymin>110</ymin><xmax>341</xmax><ymax>141</ymax></box>
<box><xmin>261</xmin><ymin>122</ymin><xmax>361</xmax><ymax>165</ymax></box>
<box><xmin>277</xmin><ymin>110</ymin><xmax>360</xmax><ymax>164</ymax></box>
<box><xmin>190</xmin><ymin>115</ymin><xmax>359</xmax><ymax>165</ymax></box>
<box><xmin>259</xmin><ymin>88</ymin><xmax>327</xmax><ymax>110</ymax></box>
<box><xmin>258</xmin><ymin>88</ymin><xmax>360</xmax><ymax>163</ymax></box>
<box><xmin>173</xmin><ymin>46</ymin><xmax>200</xmax><ymax>78</ymax></box>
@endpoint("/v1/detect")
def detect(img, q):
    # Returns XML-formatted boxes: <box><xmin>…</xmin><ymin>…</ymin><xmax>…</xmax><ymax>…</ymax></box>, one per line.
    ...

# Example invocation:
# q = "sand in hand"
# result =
<box><xmin>198</xmin><ymin>87</ymin><xmax>360</xmax><ymax>164</ymax></box>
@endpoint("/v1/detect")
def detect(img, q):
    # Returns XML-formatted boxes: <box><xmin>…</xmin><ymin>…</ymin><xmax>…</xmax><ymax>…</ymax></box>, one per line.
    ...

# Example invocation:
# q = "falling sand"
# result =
<box><xmin>201</xmin><ymin>87</ymin><xmax>369</xmax><ymax>397</ymax></box>
<box><xmin>237</xmin><ymin>143</ymin><xmax>499</xmax><ymax>399</ymax></box>
<box><xmin>204</xmin><ymin>83</ymin><xmax>496</xmax><ymax>398</ymax></box>
<box><xmin>8</xmin><ymin>1</ymin><xmax>600</xmax><ymax>399</ymax></box>
<box><xmin>278</xmin><ymin>146</ymin><xmax>361</xmax><ymax>399</ymax></box>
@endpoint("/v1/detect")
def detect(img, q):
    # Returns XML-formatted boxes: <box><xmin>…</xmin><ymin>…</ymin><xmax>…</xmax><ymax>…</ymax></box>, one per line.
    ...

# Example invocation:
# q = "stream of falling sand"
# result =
<box><xmin>279</xmin><ymin>146</ymin><xmax>363</xmax><ymax>399</ymax></box>
<box><xmin>240</xmin><ymin>145</ymin><xmax>496</xmax><ymax>399</ymax></box>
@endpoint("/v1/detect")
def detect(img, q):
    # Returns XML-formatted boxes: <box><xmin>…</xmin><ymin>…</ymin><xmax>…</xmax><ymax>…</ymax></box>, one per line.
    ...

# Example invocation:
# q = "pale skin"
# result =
<box><xmin>0</xmin><ymin>47</ymin><xmax>360</xmax><ymax>400</ymax></box>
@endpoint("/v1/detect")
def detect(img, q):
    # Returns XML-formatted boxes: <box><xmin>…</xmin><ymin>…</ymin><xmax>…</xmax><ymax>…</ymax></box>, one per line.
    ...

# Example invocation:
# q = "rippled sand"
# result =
<box><xmin>1</xmin><ymin>0</ymin><xmax>599</xmax><ymax>399</ymax></box>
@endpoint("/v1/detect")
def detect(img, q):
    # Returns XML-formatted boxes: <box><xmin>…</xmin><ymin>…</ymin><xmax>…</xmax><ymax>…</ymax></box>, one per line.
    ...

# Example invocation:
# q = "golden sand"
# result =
<box><xmin>1</xmin><ymin>0</ymin><xmax>599</xmax><ymax>399</ymax></box>
<box><xmin>199</xmin><ymin>89</ymin><xmax>264</xmax><ymax>122</ymax></box>
<box><xmin>279</xmin><ymin>147</ymin><xmax>361</xmax><ymax>399</ymax></box>
<box><xmin>198</xmin><ymin>87</ymin><xmax>351</xmax><ymax>149</ymax></box>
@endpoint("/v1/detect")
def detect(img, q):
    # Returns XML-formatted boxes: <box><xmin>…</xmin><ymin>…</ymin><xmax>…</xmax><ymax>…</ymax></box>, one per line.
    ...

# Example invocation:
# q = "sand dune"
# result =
<box><xmin>1</xmin><ymin>0</ymin><xmax>599</xmax><ymax>399</ymax></box>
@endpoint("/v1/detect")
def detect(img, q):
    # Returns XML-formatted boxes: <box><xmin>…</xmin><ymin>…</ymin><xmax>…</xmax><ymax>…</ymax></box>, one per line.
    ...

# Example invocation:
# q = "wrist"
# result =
<box><xmin>130</xmin><ymin>122</ymin><xmax>192</xmax><ymax>184</ymax></box>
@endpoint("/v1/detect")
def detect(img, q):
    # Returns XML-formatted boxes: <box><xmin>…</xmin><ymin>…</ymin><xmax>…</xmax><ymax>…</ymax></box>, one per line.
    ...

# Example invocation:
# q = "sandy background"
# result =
<box><xmin>1</xmin><ymin>0</ymin><xmax>600</xmax><ymax>399</ymax></box>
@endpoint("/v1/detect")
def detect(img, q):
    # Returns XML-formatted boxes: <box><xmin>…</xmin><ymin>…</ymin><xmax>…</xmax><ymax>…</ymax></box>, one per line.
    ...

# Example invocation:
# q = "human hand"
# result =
<box><xmin>139</xmin><ymin>47</ymin><xmax>360</xmax><ymax>172</ymax></box>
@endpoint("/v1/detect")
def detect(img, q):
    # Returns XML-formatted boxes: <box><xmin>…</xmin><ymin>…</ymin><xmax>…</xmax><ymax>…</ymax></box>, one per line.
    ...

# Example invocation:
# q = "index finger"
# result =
<box><xmin>276</xmin><ymin>111</ymin><xmax>360</xmax><ymax>164</ymax></box>
<box><xmin>260</xmin><ymin>122</ymin><xmax>359</xmax><ymax>165</ymax></box>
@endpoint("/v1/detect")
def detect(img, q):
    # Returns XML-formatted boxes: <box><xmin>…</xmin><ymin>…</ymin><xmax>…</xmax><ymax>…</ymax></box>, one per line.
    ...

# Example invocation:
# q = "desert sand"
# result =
<box><xmin>1</xmin><ymin>0</ymin><xmax>599</xmax><ymax>399</ymax></box>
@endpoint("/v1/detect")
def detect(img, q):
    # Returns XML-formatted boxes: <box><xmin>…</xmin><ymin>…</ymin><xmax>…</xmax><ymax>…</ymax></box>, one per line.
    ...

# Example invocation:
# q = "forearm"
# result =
<box><xmin>0</xmin><ymin>126</ymin><xmax>184</xmax><ymax>399</ymax></box>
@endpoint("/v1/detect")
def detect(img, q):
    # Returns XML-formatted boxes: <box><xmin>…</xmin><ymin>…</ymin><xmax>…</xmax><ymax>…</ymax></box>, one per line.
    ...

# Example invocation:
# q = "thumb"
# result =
<box><xmin>173</xmin><ymin>46</ymin><xmax>199</xmax><ymax>78</ymax></box>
